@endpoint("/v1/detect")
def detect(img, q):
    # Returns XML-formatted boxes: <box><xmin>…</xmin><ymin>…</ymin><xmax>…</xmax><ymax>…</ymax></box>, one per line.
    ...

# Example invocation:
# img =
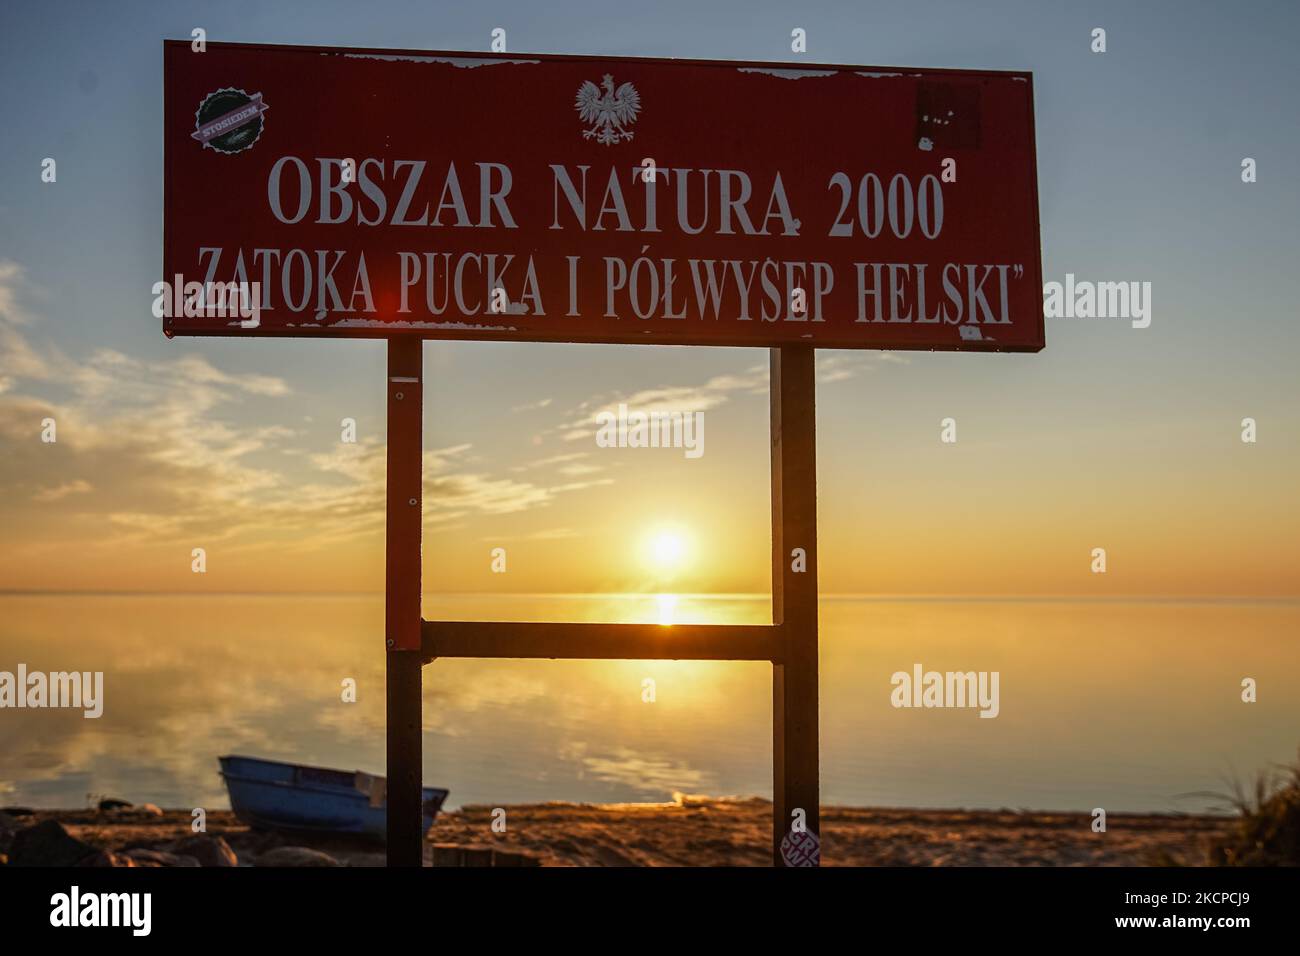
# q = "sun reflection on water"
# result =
<box><xmin>655</xmin><ymin>593</ymin><xmax>678</xmax><ymax>625</ymax></box>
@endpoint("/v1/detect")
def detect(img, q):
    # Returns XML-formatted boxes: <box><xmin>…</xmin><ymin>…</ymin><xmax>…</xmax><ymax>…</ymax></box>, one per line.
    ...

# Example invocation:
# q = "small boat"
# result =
<box><xmin>219</xmin><ymin>754</ymin><xmax>448</xmax><ymax>840</ymax></box>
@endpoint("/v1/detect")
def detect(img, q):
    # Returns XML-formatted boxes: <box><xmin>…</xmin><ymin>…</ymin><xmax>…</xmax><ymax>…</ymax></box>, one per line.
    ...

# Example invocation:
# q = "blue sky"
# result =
<box><xmin>0</xmin><ymin>0</ymin><xmax>1297</xmax><ymax>595</ymax></box>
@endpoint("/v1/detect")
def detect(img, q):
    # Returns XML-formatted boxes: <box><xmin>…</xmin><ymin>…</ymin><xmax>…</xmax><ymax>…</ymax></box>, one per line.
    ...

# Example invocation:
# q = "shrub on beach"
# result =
<box><xmin>1205</xmin><ymin>750</ymin><xmax>1300</xmax><ymax>867</ymax></box>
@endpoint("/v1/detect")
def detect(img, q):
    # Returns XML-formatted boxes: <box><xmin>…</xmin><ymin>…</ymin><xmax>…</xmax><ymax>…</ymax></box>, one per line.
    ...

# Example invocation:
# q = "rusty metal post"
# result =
<box><xmin>770</xmin><ymin>345</ymin><xmax>820</xmax><ymax>866</ymax></box>
<box><xmin>386</xmin><ymin>337</ymin><xmax>424</xmax><ymax>866</ymax></box>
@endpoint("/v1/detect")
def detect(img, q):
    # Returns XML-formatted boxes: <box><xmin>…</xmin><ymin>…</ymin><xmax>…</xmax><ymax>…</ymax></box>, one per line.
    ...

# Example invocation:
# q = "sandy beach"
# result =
<box><xmin>1</xmin><ymin>795</ymin><xmax>1235</xmax><ymax>867</ymax></box>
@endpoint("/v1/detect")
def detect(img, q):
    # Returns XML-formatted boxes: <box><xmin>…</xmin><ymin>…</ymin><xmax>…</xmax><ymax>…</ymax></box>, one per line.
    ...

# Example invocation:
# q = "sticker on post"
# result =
<box><xmin>780</xmin><ymin>827</ymin><xmax>820</xmax><ymax>867</ymax></box>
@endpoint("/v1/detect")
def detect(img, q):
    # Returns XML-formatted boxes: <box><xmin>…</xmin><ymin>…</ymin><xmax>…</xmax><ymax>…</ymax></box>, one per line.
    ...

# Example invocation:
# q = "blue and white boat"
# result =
<box><xmin>219</xmin><ymin>755</ymin><xmax>448</xmax><ymax>839</ymax></box>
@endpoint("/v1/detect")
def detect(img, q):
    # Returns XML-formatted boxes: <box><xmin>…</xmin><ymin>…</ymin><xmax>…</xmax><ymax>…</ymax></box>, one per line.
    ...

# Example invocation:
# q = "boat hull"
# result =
<box><xmin>219</xmin><ymin>755</ymin><xmax>448</xmax><ymax>840</ymax></box>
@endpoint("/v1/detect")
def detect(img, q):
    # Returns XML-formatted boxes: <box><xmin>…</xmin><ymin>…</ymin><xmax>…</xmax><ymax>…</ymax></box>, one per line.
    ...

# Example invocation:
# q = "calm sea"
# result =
<box><xmin>1</xmin><ymin>593</ymin><xmax>1296</xmax><ymax>813</ymax></box>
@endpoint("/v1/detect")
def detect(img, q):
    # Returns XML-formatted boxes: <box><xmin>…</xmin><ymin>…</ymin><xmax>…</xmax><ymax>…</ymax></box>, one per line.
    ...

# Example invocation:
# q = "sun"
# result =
<box><xmin>644</xmin><ymin>529</ymin><xmax>690</xmax><ymax>574</ymax></box>
<box><xmin>652</xmin><ymin>533</ymin><xmax>685</xmax><ymax>565</ymax></box>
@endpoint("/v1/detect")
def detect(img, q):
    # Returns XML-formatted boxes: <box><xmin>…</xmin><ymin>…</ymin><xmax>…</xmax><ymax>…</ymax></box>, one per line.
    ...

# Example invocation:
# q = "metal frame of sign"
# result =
<box><xmin>384</xmin><ymin>337</ymin><xmax>821</xmax><ymax>867</ymax></box>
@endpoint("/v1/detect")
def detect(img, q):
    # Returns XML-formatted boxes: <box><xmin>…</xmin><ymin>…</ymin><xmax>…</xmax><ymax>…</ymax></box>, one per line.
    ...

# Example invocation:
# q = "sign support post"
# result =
<box><xmin>385</xmin><ymin>338</ymin><xmax>424</xmax><ymax>866</ymax></box>
<box><xmin>770</xmin><ymin>345</ymin><xmax>820</xmax><ymax>866</ymax></box>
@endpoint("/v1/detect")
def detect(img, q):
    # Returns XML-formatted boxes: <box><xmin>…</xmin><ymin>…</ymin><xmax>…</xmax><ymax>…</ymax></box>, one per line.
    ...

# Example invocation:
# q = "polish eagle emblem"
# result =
<box><xmin>575</xmin><ymin>74</ymin><xmax>641</xmax><ymax>145</ymax></box>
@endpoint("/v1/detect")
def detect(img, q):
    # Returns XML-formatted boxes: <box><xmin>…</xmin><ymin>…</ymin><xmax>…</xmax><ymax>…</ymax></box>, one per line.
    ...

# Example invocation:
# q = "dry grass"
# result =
<box><xmin>1195</xmin><ymin>750</ymin><xmax>1300</xmax><ymax>867</ymax></box>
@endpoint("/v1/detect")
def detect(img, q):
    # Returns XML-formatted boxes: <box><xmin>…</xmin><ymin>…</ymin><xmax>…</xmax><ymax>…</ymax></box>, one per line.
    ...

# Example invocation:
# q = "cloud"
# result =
<box><xmin>0</xmin><ymin>261</ymin><xmax>55</xmax><ymax>382</ymax></box>
<box><xmin>480</xmin><ymin>527</ymin><xmax>581</xmax><ymax>542</ymax></box>
<box><xmin>511</xmin><ymin>451</ymin><xmax>591</xmax><ymax>472</ymax></box>
<box><xmin>546</xmin><ymin>352</ymin><xmax>903</xmax><ymax>444</ymax></box>
<box><xmin>554</xmin><ymin>364</ymin><xmax>768</xmax><ymax>443</ymax></box>
<box><xmin>510</xmin><ymin>451</ymin><xmax>611</xmax><ymax>481</ymax></box>
<box><xmin>0</xmin><ymin>261</ymin><xmax>615</xmax><ymax>575</ymax></box>
<box><xmin>511</xmin><ymin>397</ymin><xmax>553</xmax><ymax>412</ymax></box>
<box><xmin>816</xmin><ymin>351</ymin><xmax>908</xmax><ymax>383</ymax></box>
<box><xmin>0</xmin><ymin>257</ymin><xmax>904</xmax><ymax>586</ymax></box>
<box><xmin>31</xmin><ymin>478</ymin><xmax>92</xmax><ymax>502</ymax></box>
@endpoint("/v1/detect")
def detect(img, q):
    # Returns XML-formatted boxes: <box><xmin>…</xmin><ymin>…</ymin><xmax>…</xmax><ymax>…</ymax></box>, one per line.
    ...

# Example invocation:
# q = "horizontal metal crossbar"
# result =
<box><xmin>421</xmin><ymin>620</ymin><xmax>783</xmax><ymax>664</ymax></box>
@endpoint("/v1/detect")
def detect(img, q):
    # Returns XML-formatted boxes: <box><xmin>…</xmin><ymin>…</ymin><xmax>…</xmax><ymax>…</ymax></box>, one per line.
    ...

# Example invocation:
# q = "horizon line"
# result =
<box><xmin>0</xmin><ymin>589</ymin><xmax>1296</xmax><ymax>604</ymax></box>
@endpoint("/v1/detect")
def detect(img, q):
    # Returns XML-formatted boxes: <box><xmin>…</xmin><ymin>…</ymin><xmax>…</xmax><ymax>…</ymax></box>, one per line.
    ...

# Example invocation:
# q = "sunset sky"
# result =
<box><xmin>1</xmin><ymin>0</ymin><xmax>1297</xmax><ymax>598</ymax></box>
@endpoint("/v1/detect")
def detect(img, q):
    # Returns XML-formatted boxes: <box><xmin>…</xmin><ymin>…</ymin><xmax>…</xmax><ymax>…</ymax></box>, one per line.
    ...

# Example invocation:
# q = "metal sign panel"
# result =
<box><xmin>164</xmin><ymin>41</ymin><xmax>1043</xmax><ymax>351</ymax></box>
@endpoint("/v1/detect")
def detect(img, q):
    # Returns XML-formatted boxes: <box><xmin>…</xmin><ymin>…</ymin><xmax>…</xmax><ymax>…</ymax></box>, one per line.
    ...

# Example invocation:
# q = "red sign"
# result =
<box><xmin>163</xmin><ymin>41</ymin><xmax>1044</xmax><ymax>351</ymax></box>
